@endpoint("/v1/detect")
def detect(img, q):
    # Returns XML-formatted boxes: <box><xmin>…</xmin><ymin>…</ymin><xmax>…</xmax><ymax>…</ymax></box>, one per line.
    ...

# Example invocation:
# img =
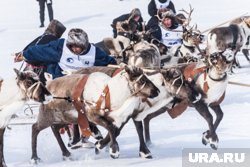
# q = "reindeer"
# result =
<box><xmin>0</xmin><ymin>69</ymin><xmax>50</xmax><ymax>167</ymax></box>
<box><xmin>140</xmin><ymin>51</ymin><xmax>234</xmax><ymax>150</ymax></box>
<box><xmin>206</xmin><ymin>16</ymin><xmax>250</xmax><ymax>71</ymax></box>
<box><xmin>230</xmin><ymin>16</ymin><xmax>250</xmax><ymax>67</ymax></box>
<box><xmin>26</xmin><ymin>65</ymin><xmax>159</xmax><ymax>161</ymax></box>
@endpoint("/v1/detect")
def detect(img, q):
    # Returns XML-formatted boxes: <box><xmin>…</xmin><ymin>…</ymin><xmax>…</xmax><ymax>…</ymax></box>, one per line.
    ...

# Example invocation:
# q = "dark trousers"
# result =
<box><xmin>38</xmin><ymin>0</ymin><xmax>53</xmax><ymax>25</ymax></box>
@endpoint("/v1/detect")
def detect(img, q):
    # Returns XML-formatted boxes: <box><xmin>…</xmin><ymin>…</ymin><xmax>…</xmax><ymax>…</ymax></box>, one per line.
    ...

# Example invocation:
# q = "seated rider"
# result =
<box><xmin>111</xmin><ymin>8</ymin><xmax>144</xmax><ymax>38</ymax></box>
<box><xmin>146</xmin><ymin>9</ymin><xmax>183</xmax><ymax>47</ymax></box>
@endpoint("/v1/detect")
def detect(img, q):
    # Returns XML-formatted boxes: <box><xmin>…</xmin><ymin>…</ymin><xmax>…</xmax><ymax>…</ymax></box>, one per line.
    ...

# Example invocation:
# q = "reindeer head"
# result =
<box><xmin>183</xmin><ymin>25</ymin><xmax>205</xmax><ymax>46</ymax></box>
<box><xmin>124</xmin><ymin>65</ymin><xmax>159</xmax><ymax>99</ymax></box>
<box><xmin>208</xmin><ymin>51</ymin><xmax>233</xmax><ymax>75</ymax></box>
<box><xmin>116</xmin><ymin>17</ymin><xmax>137</xmax><ymax>34</ymax></box>
<box><xmin>14</xmin><ymin>68</ymin><xmax>50</xmax><ymax>102</ymax></box>
<box><xmin>160</xmin><ymin>67</ymin><xmax>188</xmax><ymax>98</ymax></box>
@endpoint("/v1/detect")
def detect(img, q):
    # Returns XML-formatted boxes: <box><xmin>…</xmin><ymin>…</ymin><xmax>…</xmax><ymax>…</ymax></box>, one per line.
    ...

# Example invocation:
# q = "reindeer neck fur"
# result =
<box><xmin>179</xmin><ymin>40</ymin><xmax>200</xmax><ymax>57</ymax></box>
<box><xmin>0</xmin><ymin>77</ymin><xmax>26</xmax><ymax>128</ymax></box>
<box><xmin>134</xmin><ymin>72</ymin><xmax>173</xmax><ymax>121</ymax></box>
<box><xmin>195</xmin><ymin>62</ymin><xmax>228</xmax><ymax>104</ymax></box>
<box><xmin>113</xmin><ymin>35</ymin><xmax>131</xmax><ymax>52</ymax></box>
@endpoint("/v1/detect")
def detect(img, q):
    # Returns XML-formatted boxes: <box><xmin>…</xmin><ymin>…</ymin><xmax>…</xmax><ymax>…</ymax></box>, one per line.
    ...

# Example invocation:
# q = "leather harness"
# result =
<box><xmin>72</xmin><ymin>75</ymin><xmax>92</xmax><ymax>137</ymax></box>
<box><xmin>72</xmin><ymin>68</ymin><xmax>123</xmax><ymax>136</ymax></box>
<box><xmin>167</xmin><ymin>63</ymin><xmax>225</xmax><ymax>119</ymax></box>
<box><xmin>95</xmin><ymin>68</ymin><xmax>123</xmax><ymax>112</ymax></box>
<box><xmin>183</xmin><ymin>63</ymin><xmax>209</xmax><ymax>93</ymax></box>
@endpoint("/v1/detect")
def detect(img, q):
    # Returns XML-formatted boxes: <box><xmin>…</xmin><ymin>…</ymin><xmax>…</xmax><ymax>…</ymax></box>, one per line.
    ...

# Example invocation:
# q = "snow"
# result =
<box><xmin>0</xmin><ymin>0</ymin><xmax>250</xmax><ymax>167</ymax></box>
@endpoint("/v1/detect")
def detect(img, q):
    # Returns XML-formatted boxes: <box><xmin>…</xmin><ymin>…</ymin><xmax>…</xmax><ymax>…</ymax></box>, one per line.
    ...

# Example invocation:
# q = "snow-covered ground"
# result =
<box><xmin>0</xmin><ymin>0</ymin><xmax>250</xmax><ymax>167</ymax></box>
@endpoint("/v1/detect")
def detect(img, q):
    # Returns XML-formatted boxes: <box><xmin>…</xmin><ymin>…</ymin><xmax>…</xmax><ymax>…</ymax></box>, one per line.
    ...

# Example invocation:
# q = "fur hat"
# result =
<box><xmin>45</xmin><ymin>19</ymin><xmax>66</xmax><ymax>38</ymax></box>
<box><xmin>130</xmin><ymin>8</ymin><xmax>141</xmax><ymax>17</ymax></box>
<box><xmin>161</xmin><ymin>9</ymin><xmax>175</xmax><ymax>19</ymax></box>
<box><xmin>66</xmin><ymin>28</ymin><xmax>89</xmax><ymax>51</ymax></box>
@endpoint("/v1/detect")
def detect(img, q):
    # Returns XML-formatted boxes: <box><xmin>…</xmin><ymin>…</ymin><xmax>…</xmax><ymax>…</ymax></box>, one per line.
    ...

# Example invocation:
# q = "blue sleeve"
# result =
<box><xmin>23</xmin><ymin>39</ymin><xmax>65</xmax><ymax>64</ymax></box>
<box><xmin>94</xmin><ymin>47</ymin><xmax>117</xmax><ymax>66</ymax></box>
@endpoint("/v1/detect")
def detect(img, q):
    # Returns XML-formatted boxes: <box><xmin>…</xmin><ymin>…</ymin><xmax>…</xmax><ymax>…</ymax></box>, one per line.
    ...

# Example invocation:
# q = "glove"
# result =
<box><xmin>13</xmin><ymin>52</ymin><xmax>24</xmax><ymax>62</ymax></box>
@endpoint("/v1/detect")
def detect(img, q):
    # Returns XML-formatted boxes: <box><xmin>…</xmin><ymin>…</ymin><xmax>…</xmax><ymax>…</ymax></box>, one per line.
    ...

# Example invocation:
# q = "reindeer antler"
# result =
<box><xmin>155</xmin><ymin>9</ymin><xmax>163</xmax><ymax>22</ymax></box>
<box><xmin>179</xmin><ymin>4</ymin><xmax>194</xmax><ymax>27</ymax></box>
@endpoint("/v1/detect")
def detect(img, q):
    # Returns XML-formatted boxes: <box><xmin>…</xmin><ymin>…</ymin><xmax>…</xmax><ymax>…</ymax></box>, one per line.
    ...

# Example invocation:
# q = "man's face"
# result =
<box><xmin>162</xmin><ymin>17</ymin><xmax>172</xmax><ymax>28</ymax></box>
<box><xmin>133</xmin><ymin>15</ymin><xmax>140</xmax><ymax>22</ymax></box>
<box><xmin>71</xmin><ymin>46</ymin><xmax>83</xmax><ymax>55</ymax></box>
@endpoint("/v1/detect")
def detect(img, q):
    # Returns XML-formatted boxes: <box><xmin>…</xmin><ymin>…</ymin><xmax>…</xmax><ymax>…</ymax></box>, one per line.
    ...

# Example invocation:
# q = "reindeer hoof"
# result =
<box><xmin>63</xmin><ymin>155</ymin><xmax>74</xmax><ymax>161</ymax></box>
<box><xmin>30</xmin><ymin>157</ymin><xmax>42</xmax><ymax>164</ymax></box>
<box><xmin>110</xmin><ymin>151</ymin><xmax>120</xmax><ymax>159</ymax></box>
<box><xmin>95</xmin><ymin>141</ymin><xmax>101</xmax><ymax>154</ymax></box>
<box><xmin>210</xmin><ymin>143</ymin><xmax>218</xmax><ymax>150</ymax></box>
<box><xmin>139</xmin><ymin>151</ymin><xmax>153</xmax><ymax>159</ymax></box>
<box><xmin>209</xmin><ymin>140</ymin><xmax>219</xmax><ymax>150</ymax></box>
<box><xmin>202</xmin><ymin>132</ymin><xmax>209</xmax><ymax>146</ymax></box>
<box><xmin>109</xmin><ymin>145</ymin><xmax>120</xmax><ymax>159</ymax></box>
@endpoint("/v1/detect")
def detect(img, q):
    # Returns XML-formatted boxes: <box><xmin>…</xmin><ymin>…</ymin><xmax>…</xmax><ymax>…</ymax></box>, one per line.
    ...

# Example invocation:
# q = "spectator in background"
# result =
<box><xmin>148</xmin><ymin>0</ymin><xmax>176</xmax><ymax>17</ymax></box>
<box><xmin>111</xmin><ymin>8</ymin><xmax>144</xmax><ymax>38</ymax></box>
<box><xmin>37</xmin><ymin>0</ymin><xmax>54</xmax><ymax>27</ymax></box>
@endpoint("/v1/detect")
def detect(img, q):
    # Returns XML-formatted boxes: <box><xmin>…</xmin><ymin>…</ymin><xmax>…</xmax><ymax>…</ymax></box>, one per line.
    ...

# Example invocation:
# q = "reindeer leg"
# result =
<box><xmin>108</xmin><ymin>126</ymin><xmax>120</xmax><ymax>159</ymax></box>
<box><xmin>31</xmin><ymin>123</ymin><xmax>43</xmax><ymax>164</ymax></box>
<box><xmin>242</xmin><ymin>49</ymin><xmax>250</xmax><ymax>62</ymax></box>
<box><xmin>89</xmin><ymin>122</ymin><xmax>103</xmax><ymax>140</ymax></box>
<box><xmin>193</xmin><ymin>100</ymin><xmax>218</xmax><ymax>150</ymax></box>
<box><xmin>144</xmin><ymin>108</ymin><xmax>166</xmax><ymax>146</ymax></box>
<box><xmin>31</xmin><ymin>104</ymin><xmax>54</xmax><ymax>164</ymax></box>
<box><xmin>133</xmin><ymin>120</ymin><xmax>152</xmax><ymax>159</ymax></box>
<box><xmin>209</xmin><ymin>105</ymin><xmax>224</xmax><ymax>131</ymax></box>
<box><xmin>95</xmin><ymin>126</ymin><xmax>119</xmax><ymax>159</ymax></box>
<box><xmin>93</xmin><ymin>117</ymin><xmax>120</xmax><ymax>158</ymax></box>
<box><xmin>50</xmin><ymin>124</ymin><xmax>71</xmax><ymax>160</ymax></box>
<box><xmin>0</xmin><ymin>128</ymin><xmax>7</xmax><ymax>167</ymax></box>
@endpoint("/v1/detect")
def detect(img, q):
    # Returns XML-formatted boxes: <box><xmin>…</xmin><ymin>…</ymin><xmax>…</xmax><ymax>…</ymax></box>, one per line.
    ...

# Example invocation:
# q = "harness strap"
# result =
<box><xmin>117</xmin><ymin>32</ymin><xmax>133</xmax><ymax>39</ymax></box>
<box><xmin>94</xmin><ymin>68</ymin><xmax>124</xmax><ymax>113</ymax></box>
<box><xmin>183</xmin><ymin>43</ymin><xmax>195</xmax><ymax>53</ymax></box>
<box><xmin>112</xmin><ymin>68</ymin><xmax>123</xmax><ymax>77</ymax></box>
<box><xmin>142</xmin><ymin>98</ymin><xmax>153</xmax><ymax>107</ymax></box>
<box><xmin>183</xmin><ymin>63</ymin><xmax>209</xmax><ymax>93</ymax></box>
<box><xmin>96</xmin><ymin>85</ymin><xmax>111</xmax><ymax>112</ymax></box>
<box><xmin>72</xmin><ymin>75</ymin><xmax>92</xmax><ymax>137</ymax></box>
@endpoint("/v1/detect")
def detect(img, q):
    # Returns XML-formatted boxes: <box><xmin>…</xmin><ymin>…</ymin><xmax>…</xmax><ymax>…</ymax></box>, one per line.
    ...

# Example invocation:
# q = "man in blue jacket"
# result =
<box><xmin>15</xmin><ymin>28</ymin><xmax>117</xmax><ymax>79</ymax></box>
